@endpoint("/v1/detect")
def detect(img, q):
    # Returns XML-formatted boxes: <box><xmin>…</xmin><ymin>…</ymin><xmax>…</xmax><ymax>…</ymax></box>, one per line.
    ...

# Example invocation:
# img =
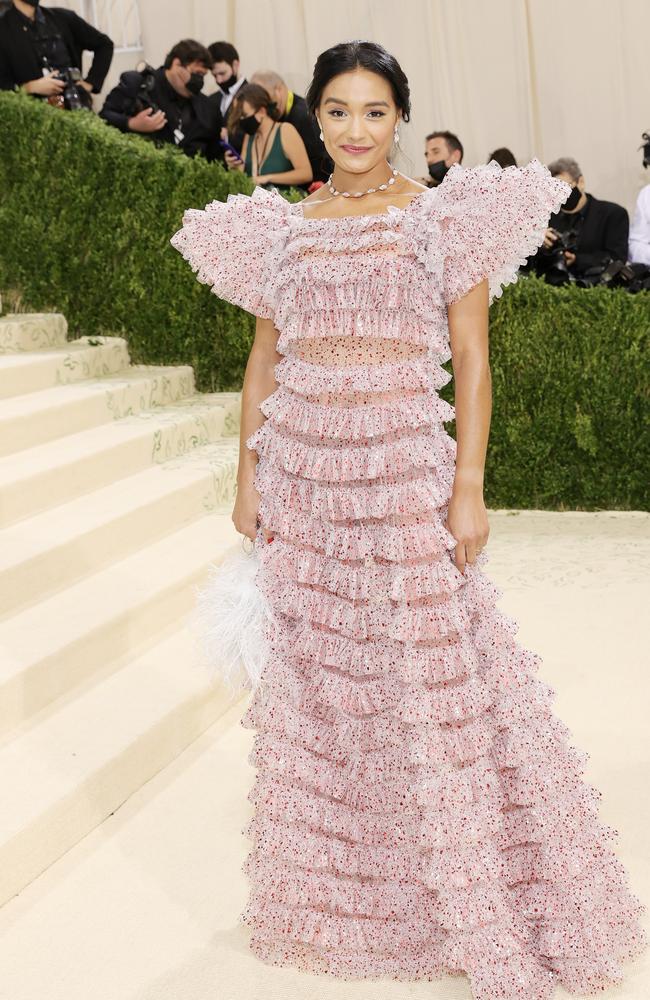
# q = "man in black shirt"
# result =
<box><xmin>528</xmin><ymin>156</ymin><xmax>629</xmax><ymax>278</ymax></box>
<box><xmin>206</xmin><ymin>41</ymin><xmax>247</xmax><ymax>157</ymax></box>
<box><xmin>0</xmin><ymin>0</ymin><xmax>113</xmax><ymax>104</ymax></box>
<box><xmin>250</xmin><ymin>69</ymin><xmax>332</xmax><ymax>186</ymax></box>
<box><xmin>99</xmin><ymin>39</ymin><xmax>223</xmax><ymax>163</ymax></box>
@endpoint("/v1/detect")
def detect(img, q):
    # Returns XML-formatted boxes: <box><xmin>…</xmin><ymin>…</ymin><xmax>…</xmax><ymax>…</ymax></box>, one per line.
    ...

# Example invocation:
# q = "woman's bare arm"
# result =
<box><xmin>445</xmin><ymin>277</ymin><xmax>492</xmax><ymax>573</ymax></box>
<box><xmin>259</xmin><ymin>122</ymin><xmax>313</xmax><ymax>187</ymax></box>
<box><xmin>233</xmin><ymin>316</ymin><xmax>281</xmax><ymax>540</ymax></box>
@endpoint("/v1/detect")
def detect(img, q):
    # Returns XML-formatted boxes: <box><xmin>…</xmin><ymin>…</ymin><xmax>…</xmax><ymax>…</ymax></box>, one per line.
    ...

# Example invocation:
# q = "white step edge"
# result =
<box><xmin>0</xmin><ymin>394</ymin><xmax>239</xmax><ymax>528</ymax></box>
<box><xmin>0</xmin><ymin>312</ymin><xmax>68</xmax><ymax>353</ymax></box>
<box><xmin>0</xmin><ymin>514</ymin><xmax>239</xmax><ymax>737</ymax></box>
<box><xmin>0</xmin><ymin>364</ymin><xmax>197</xmax><ymax>457</ymax></box>
<box><xmin>0</xmin><ymin>610</ymin><xmax>241</xmax><ymax>908</ymax></box>
<box><xmin>0</xmin><ymin>336</ymin><xmax>131</xmax><ymax>399</ymax></box>
<box><xmin>0</xmin><ymin>439</ymin><xmax>239</xmax><ymax>619</ymax></box>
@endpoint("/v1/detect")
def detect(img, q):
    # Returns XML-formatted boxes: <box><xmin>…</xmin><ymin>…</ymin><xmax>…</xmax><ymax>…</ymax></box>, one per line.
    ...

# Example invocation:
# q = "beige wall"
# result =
<box><xmin>50</xmin><ymin>0</ymin><xmax>650</xmax><ymax>216</ymax></box>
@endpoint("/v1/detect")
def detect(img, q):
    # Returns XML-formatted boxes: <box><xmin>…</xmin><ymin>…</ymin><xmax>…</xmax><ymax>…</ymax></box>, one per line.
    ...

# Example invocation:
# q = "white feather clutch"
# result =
<box><xmin>190</xmin><ymin>533</ymin><xmax>272</xmax><ymax>696</ymax></box>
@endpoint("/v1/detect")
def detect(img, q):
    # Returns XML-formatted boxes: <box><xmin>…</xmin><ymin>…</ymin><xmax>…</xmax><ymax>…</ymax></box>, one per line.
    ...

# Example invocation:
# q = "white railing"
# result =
<box><xmin>58</xmin><ymin>0</ymin><xmax>142</xmax><ymax>53</ymax></box>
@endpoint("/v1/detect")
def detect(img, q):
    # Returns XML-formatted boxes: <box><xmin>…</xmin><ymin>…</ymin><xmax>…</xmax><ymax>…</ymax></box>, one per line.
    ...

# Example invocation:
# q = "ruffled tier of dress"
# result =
<box><xmin>247</xmin><ymin>419</ymin><xmax>457</xmax><ymax>484</ymax></box>
<box><xmin>259</xmin><ymin>383</ymin><xmax>455</xmax><ymax>440</ymax></box>
<box><xmin>274</xmin><ymin>353</ymin><xmax>453</xmax><ymax>396</ymax></box>
<box><xmin>274</xmin><ymin>280</ymin><xmax>449</xmax><ymax>361</ymax></box>
<box><xmin>254</xmin><ymin>461</ymin><xmax>455</xmax><ymax>521</ymax></box>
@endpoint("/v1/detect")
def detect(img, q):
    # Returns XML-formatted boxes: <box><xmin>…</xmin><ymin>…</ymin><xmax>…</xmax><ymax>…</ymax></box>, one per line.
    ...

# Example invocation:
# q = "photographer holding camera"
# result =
<box><xmin>99</xmin><ymin>39</ymin><xmax>223</xmax><ymax>163</ymax></box>
<box><xmin>0</xmin><ymin>0</ymin><xmax>113</xmax><ymax>110</ymax></box>
<box><xmin>526</xmin><ymin>156</ymin><xmax>629</xmax><ymax>284</ymax></box>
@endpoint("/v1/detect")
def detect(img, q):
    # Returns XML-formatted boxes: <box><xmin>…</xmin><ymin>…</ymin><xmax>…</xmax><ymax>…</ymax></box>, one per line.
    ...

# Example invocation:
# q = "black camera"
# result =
<box><xmin>574</xmin><ymin>260</ymin><xmax>650</xmax><ymax>291</ymax></box>
<box><xmin>133</xmin><ymin>61</ymin><xmax>161</xmax><ymax>114</ymax></box>
<box><xmin>541</xmin><ymin>227</ymin><xmax>580</xmax><ymax>285</ymax></box>
<box><xmin>47</xmin><ymin>66</ymin><xmax>92</xmax><ymax>111</ymax></box>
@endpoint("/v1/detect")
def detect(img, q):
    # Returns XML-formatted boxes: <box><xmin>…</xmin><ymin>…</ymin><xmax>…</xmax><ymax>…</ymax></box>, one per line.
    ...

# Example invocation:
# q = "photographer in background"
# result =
<box><xmin>526</xmin><ymin>157</ymin><xmax>629</xmax><ymax>283</ymax></box>
<box><xmin>99</xmin><ymin>39</ymin><xmax>223</xmax><ymax>163</ymax></box>
<box><xmin>0</xmin><ymin>0</ymin><xmax>113</xmax><ymax>109</ymax></box>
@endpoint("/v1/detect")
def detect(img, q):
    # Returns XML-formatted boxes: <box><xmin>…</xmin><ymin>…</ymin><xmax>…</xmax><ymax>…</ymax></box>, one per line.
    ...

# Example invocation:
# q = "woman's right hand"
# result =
<box><xmin>232</xmin><ymin>476</ymin><xmax>269</xmax><ymax>542</ymax></box>
<box><xmin>224</xmin><ymin>150</ymin><xmax>244</xmax><ymax>171</ymax></box>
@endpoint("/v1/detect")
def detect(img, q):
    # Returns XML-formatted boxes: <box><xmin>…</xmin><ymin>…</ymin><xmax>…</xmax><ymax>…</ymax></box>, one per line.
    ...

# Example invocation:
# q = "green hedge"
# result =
<box><xmin>482</xmin><ymin>277</ymin><xmax>648</xmax><ymax>509</ymax></box>
<box><xmin>0</xmin><ymin>91</ymin><xmax>303</xmax><ymax>391</ymax></box>
<box><xmin>0</xmin><ymin>91</ymin><xmax>647</xmax><ymax>509</ymax></box>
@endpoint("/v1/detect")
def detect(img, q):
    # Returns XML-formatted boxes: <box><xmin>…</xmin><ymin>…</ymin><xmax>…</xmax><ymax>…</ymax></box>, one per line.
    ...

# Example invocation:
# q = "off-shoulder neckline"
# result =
<box><xmin>287</xmin><ymin>185</ymin><xmax>436</xmax><ymax>224</ymax></box>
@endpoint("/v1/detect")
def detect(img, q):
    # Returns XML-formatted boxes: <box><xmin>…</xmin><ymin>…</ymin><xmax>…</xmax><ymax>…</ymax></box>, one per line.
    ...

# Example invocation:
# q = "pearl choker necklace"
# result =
<box><xmin>327</xmin><ymin>164</ymin><xmax>399</xmax><ymax>198</ymax></box>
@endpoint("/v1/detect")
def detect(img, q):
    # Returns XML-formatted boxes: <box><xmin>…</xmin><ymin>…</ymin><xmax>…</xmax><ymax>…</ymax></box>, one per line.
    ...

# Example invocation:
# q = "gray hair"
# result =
<box><xmin>547</xmin><ymin>156</ymin><xmax>582</xmax><ymax>182</ymax></box>
<box><xmin>250</xmin><ymin>70</ymin><xmax>285</xmax><ymax>91</ymax></box>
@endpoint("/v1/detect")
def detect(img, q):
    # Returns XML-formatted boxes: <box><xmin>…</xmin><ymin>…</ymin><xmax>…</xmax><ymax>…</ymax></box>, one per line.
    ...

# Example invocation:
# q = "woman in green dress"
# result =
<box><xmin>224</xmin><ymin>83</ymin><xmax>313</xmax><ymax>192</ymax></box>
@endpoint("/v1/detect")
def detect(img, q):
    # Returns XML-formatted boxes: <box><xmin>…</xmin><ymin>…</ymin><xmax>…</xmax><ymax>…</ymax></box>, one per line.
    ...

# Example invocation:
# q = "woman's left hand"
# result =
<box><xmin>446</xmin><ymin>483</ymin><xmax>489</xmax><ymax>574</ymax></box>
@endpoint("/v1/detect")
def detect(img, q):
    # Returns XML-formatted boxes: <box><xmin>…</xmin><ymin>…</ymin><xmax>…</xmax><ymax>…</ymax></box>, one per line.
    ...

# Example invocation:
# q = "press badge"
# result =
<box><xmin>173</xmin><ymin>127</ymin><xmax>184</xmax><ymax>144</ymax></box>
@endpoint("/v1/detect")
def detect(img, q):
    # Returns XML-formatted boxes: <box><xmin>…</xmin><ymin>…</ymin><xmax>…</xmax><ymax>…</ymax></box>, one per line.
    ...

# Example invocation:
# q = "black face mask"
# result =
<box><xmin>185</xmin><ymin>72</ymin><xmax>204</xmax><ymax>95</ymax></box>
<box><xmin>22</xmin><ymin>0</ymin><xmax>40</xmax><ymax>6</ymax></box>
<box><xmin>239</xmin><ymin>113</ymin><xmax>260</xmax><ymax>135</ymax></box>
<box><xmin>428</xmin><ymin>159</ymin><xmax>449</xmax><ymax>183</ymax></box>
<box><xmin>219</xmin><ymin>71</ymin><xmax>238</xmax><ymax>93</ymax></box>
<box><xmin>561</xmin><ymin>185</ymin><xmax>582</xmax><ymax>212</ymax></box>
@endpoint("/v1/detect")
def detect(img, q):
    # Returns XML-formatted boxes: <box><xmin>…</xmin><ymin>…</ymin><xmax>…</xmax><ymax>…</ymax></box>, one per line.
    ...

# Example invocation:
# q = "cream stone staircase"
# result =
<box><xmin>0</xmin><ymin>307</ymin><xmax>244</xmax><ymax>908</ymax></box>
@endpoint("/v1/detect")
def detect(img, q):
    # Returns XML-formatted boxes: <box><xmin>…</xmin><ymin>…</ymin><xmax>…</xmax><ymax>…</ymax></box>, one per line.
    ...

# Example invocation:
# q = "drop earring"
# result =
<box><xmin>318</xmin><ymin>121</ymin><xmax>324</xmax><ymax>141</ymax></box>
<box><xmin>394</xmin><ymin>124</ymin><xmax>400</xmax><ymax>144</ymax></box>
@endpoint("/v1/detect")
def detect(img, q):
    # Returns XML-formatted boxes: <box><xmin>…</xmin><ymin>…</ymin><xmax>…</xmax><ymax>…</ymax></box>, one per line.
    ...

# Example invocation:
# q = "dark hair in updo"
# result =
<box><xmin>305</xmin><ymin>40</ymin><xmax>411</xmax><ymax>124</ymax></box>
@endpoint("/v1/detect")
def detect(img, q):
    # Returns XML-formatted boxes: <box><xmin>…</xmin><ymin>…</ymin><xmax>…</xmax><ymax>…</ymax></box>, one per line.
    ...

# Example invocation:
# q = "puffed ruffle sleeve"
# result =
<box><xmin>169</xmin><ymin>185</ymin><xmax>292</xmax><ymax>321</ymax></box>
<box><xmin>414</xmin><ymin>158</ymin><xmax>571</xmax><ymax>307</ymax></box>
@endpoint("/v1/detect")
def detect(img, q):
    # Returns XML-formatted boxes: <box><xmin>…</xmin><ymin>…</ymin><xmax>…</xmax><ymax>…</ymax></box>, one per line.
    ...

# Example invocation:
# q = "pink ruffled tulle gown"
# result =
<box><xmin>170</xmin><ymin>159</ymin><xmax>646</xmax><ymax>1000</ymax></box>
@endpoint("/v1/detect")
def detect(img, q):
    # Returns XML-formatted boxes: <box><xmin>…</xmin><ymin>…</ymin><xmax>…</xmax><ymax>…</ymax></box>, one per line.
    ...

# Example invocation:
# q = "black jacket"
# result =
<box><xmin>0</xmin><ymin>5</ymin><xmax>113</xmax><ymax>94</ymax></box>
<box><xmin>529</xmin><ymin>192</ymin><xmax>630</xmax><ymax>275</ymax></box>
<box><xmin>99</xmin><ymin>66</ymin><xmax>223</xmax><ymax>163</ymax></box>
<box><xmin>283</xmin><ymin>92</ymin><xmax>332</xmax><ymax>186</ymax></box>
<box><xmin>206</xmin><ymin>77</ymin><xmax>248</xmax><ymax>156</ymax></box>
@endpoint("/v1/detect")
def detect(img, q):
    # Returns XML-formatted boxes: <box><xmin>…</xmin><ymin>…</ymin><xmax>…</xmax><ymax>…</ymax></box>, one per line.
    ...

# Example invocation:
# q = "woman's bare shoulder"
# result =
<box><xmin>279</xmin><ymin>120</ymin><xmax>300</xmax><ymax>137</ymax></box>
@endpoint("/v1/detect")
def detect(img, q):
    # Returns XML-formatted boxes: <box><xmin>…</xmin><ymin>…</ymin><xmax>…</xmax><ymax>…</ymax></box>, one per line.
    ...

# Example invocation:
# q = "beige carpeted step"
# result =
<box><xmin>0</xmin><ymin>393</ymin><xmax>241</xmax><ymax>528</ymax></box>
<box><xmin>0</xmin><ymin>601</ymin><xmax>239</xmax><ymax>909</ymax></box>
<box><xmin>0</xmin><ymin>335</ymin><xmax>132</xmax><ymax>399</ymax></box>
<box><xmin>0</xmin><ymin>312</ymin><xmax>246</xmax><ymax>913</ymax></box>
<box><xmin>0</xmin><ymin>364</ymin><xmax>198</xmax><ymax>456</ymax></box>
<box><xmin>0</xmin><ymin>312</ymin><xmax>68</xmax><ymax>353</ymax></box>
<box><xmin>0</xmin><ymin>438</ymin><xmax>239</xmax><ymax>619</ymax></box>
<box><xmin>0</xmin><ymin>513</ymin><xmax>241</xmax><ymax>740</ymax></box>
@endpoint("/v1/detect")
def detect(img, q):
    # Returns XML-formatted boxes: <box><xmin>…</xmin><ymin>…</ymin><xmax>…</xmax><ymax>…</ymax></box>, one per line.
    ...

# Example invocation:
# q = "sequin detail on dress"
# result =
<box><xmin>170</xmin><ymin>159</ymin><xmax>647</xmax><ymax>1000</ymax></box>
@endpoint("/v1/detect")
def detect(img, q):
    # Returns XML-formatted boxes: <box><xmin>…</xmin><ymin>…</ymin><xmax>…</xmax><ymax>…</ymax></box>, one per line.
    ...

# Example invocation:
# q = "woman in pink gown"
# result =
<box><xmin>170</xmin><ymin>39</ymin><xmax>646</xmax><ymax>1000</ymax></box>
